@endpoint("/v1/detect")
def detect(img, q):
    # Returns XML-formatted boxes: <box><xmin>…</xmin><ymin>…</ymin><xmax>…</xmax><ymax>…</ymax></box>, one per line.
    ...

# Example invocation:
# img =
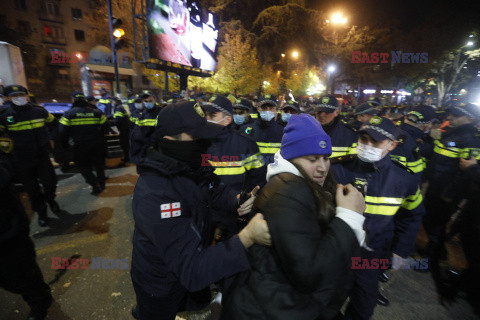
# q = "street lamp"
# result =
<box><xmin>466</xmin><ymin>41</ymin><xmax>474</xmax><ymax>46</ymax></box>
<box><xmin>281</xmin><ymin>53</ymin><xmax>285</xmax><ymax>58</ymax></box>
<box><xmin>292</xmin><ymin>51</ymin><xmax>299</xmax><ymax>59</ymax></box>
<box><xmin>331</xmin><ymin>13</ymin><xmax>347</xmax><ymax>25</ymax></box>
<box><xmin>328</xmin><ymin>65</ymin><xmax>336</xmax><ymax>73</ymax></box>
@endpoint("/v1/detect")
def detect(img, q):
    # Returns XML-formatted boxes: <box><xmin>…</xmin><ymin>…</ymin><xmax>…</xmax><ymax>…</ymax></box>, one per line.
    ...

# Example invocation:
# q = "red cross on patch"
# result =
<box><xmin>160</xmin><ymin>202</ymin><xmax>181</xmax><ymax>219</ymax></box>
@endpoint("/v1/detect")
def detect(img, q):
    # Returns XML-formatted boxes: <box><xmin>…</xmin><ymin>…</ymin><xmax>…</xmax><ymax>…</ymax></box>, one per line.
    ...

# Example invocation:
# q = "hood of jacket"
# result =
<box><xmin>266</xmin><ymin>151</ymin><xmax>303</xmax><ymax>181</ymax></box>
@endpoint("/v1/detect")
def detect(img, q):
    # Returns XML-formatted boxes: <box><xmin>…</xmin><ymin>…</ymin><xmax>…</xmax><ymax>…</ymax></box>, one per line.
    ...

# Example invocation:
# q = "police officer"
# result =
<box><xmin>332</xmin><ymin>117</ymin><xmax>425</xmax><ymax>320</ymax></box>
<box><xmin>129</xmin><ymin>96</ymin><xmax>144</xmax><ymax>128</ymax></box>
<box><xmin>240</xmin><ymin>94</ymin><xmax>284</xmax><ymax>165</ymax></box>
<box><xmin>127</xmin><ymin>91</ymin><xmax>138</xmax><ymax>114</ymax></box>
<box><xmin>314</xmin><ymin>95</ymin><xmax>358</xmax><ymax>162</ymax></box>
<box><xmin>130</xmin><ymin>100</ymin><xmax>271</xmax><ymax>320</ymax></box>
<box><xmin>0</xmin><ymin>85</ymin><xmax>59</xmax><ymax>227</ymax></box>
<box><xmin>232</xmin><ymin>98</ymin><xmax>254</xmax><ymax>130</ymax></box>
<box><xmin>113</xmin><ymin>98</ymin><xmax>131</xmax><ymax>165</ymax></box>
<box><xmin>130</xmin><ymin>92</ymin><xmax>162</xmax><ymax>164</ymax></box>
<box><xmin>0</xmin><ymin>133</ymin><xmax>53</xmax><ymax>320</ymax></box>
<box><xmin>348</xmin><ymin>103</ymin><xmax>378</xmax><ymax>131</ymax></box>
<box><xmin>59</xmin><ymin>92</ymin><xmax>108</xmax><ymax>195</ymax></box>
<box><xmin>97</xmin><ymin>88</ymin><xmax>113</xmax><ymax>117</ymax></box>
<box><xmin>277</xmin><ymin>100</ymin><xmax>300</xmax><ymax>127</ymax></box>
<box><xmin>422</xmin><ymin>103</ymin><xmax>480</xmax><ymax>263</ymax></box>
<box><xmin>391</xmin><ymin>105</ymin><xmax>437</xmax><ymax>181</ymax></box>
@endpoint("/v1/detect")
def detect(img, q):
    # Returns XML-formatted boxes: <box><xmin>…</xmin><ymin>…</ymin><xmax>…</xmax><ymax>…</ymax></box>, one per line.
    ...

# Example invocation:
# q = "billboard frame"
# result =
<box><xmin>132</xmin><ymin>0</ymin><xmax>215</xmax><ymax>78</ymax></box>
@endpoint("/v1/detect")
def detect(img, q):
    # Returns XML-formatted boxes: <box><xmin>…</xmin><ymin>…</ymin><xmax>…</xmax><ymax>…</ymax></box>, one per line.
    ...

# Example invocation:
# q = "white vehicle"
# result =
<box><xmin>0</xmin><ymin>41</ymin><xmax>27</xmax><ymax>89</ymax></box>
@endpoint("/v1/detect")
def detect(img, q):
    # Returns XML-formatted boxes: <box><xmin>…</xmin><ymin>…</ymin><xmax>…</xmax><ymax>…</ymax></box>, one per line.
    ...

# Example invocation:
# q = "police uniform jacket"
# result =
<box><xmin>0</xmin><ymin>102</ymin><xmax>56</xmax><ymax>158</ymax></box>
<box><xmin>0</xmin><ymin>151</ymin><xmax>30</xmax><ymax>251</ymax></box>
<box><xmin>240</xmin><ymin>118</ymin><xmax>284</xmax><ymax>165</ymax></box>
<box><xmin>131</xmin><ymin>146</ymin><xmax>250</xmax><ymax>297</ymax></box>
<box><xmin>332</xmin><ymin>156</ymin><xmax>425</xmax><ymax>257</ymax></box>
<box><xmin>113</xmin><ymin>104</ymin><xmax>131</xmax><ymax>131</ymax></box>
<box><xmin>97</xmin><ymin>96</ymin><xmax>113</xmax><ymax>117</ymax></box>
<box><xmin>323</xmin><ymin>117</ymin><xmax>358</xmax><ymax>160</ymax></box>
<box><xmin>429</xmin><ymin>123</ymin><xmax>480</xmax><ymax>188</ymax></box>
<box><xmin>130</xmin><ymin>106</ymin><xmax>162</xmax><ymax>164</ymax></box>
<box><xmin>206</xmin><ymin>127</ymin><xmax>266</xmax><ymax>192</ymax></box>
<box><xmin>58</xmin><ymin>101</ymin><xmax>107</xmax><ymax>146</ymax></box>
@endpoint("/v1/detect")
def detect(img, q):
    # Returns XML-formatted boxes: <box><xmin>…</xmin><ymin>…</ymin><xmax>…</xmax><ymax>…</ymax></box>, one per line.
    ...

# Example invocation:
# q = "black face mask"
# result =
<box><xmin>158</xmin><ymin>138</ymin><xmax>210</xmax><ymax>169</ymax></box>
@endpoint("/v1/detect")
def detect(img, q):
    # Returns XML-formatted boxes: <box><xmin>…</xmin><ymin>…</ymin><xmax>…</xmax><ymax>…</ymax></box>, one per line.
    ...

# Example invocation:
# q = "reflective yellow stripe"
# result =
<box><xmin>257</xmin><ymin>142</ymin><xmax>281</xmax><ymax>155</ymax></box>
<box><xmin>250</xmin><ymin>113</ymin><xmax>258</xmax><ymax>118</ymax></box>
<box><xmin>114</xmin><ymin>112</ymin><xmax>125</xmax><ymax>118</ymax></box>
<box><xmin>242</xmin><ymin>153</ymin><xmax>264</xmax><ymax>169</ymax></box>
<box><xmin>365</xmin><ymin>204</ymin><xmax>400</xmax><ymax>216</ymax></box>
<box><xmin>128</xmin><ymin>99</ymin><xmax>135</xmax><ymax>103</ymax></box>
<box><xmin>46</xmin><ymin>112</ymin><xmax>55</xmax><ymax>123</ymax></box>
<box><xmin>99</xmin><ymin>99</ymin><xmax>110</xmax><ymax>104</ymax></box>
<box><xmin>331</xmin><ymin>143</ymin><xmax>357</xmax><ymax>158</ymax></box>
<box><xmin>401</xmin><ymin>187</ymin><xmax>423</xmax><ymax>210</ymax></box>
<box><xmin>100</xmin><ymin>115</ymin><xmax>106</xmax><ymax>124</ymax></box>
<box><xmin>135</xmin><ymin>119</ymin><xmax>157</xmax><ymax>126</ymax></box>
<box><xmin>7</xmin><ymin>119</ymin><xmax>45</xmax><ymax>131</ymax></box>
<box><xmin>69</xmin><ymin>118</ymin><xmax>102</xmax><ymax>125</ymax></box>
<box><xmin>130</xmin><ymin>117</ymin><xmax>138</xmax><ymax>123</ymax></box>
<box><xmin>433</xmin><ymin>140</ymin><xmax>465</xmax><ymax>158</ymax></box>
<box><xmin>407</xmin><ymin>158</ymin><xmax>426</xmax><ymax>173</ymax></box>
<box><xmin>365</xmin><ymin>196</ymin><xmax>403</xmax><ymax>205</ymax></box>
<box><xmin>213</xmin><ymin>166</ymin><xmax>246</xmax><ymax>175</ymax></box>
<box><xmin>59</xmin><ymin>117</ymin><xmax>70</xmax><ymax>126</ymax></box>
<box><xmin>0</xmin><ymin>125</ymin><xmax>5</xmax><ymax>129</ymax></box>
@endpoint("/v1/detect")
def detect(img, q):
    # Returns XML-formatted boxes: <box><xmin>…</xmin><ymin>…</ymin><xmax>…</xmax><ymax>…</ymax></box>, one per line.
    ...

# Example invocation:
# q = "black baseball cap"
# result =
<box><xmin>258</xmin><ymin>94</ymin><xmax>277</xmax><ymax>107</ymax></box>
<box><xmin>406</xmin><ymin>105</ymin><xmax>437</xmax><ymax>123</ymax></box>
<box><xmin>71</xmin><ymin>90</ymin><xmax>85</xmax><ymax>99</ymax></box>
<box><xmin>282</xmin><ymin>100</ymin><xmax>300</xmax><ymax>112</ymax></box>
<box><xmin>233</xmin><ymin>98</ymin><xmax>254</xmax><ymax>111</ymax></box>
<box><xmin>4</xmin><ymin>84</ymin><xmax>28</xmax><ymax>96</ymax></box>
<box><xmin>359</xmin><ymin>116</ymin><xmax>399</xmax><ymax>141</ymax></box>
<box><xmin>354</xmin><ymin>103</ymin><xmax>378</xmax><ymax>116</ymax></box>
<box><xmin>314</xmin><ymin>95</ymin><xmax>338</xmax><ymax>113</ymax></box>
<box><xmin>202</xmin><ymin>95</ymin><xmax>233</xmax><ymax>115</ymax></box>
<box><xmin>155</xmin><ymin>101</ymin><xmax>223</xmax><ymax>139</ymax></box>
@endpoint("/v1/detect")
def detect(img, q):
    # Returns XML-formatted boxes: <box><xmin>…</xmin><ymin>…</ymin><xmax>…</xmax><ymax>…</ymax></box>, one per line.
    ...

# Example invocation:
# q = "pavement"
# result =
<box><xmin>0</xmin><ymin>158</ymin><xmax>478</xmax><ymax>320</ymax></box>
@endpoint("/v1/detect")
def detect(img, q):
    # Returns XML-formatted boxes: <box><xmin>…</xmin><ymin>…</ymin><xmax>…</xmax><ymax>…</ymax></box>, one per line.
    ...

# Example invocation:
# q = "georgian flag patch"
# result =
<box><xmin>160</xmin><ymin>202</ymin><xmax>181</xmax><ymax>219</ymax></box>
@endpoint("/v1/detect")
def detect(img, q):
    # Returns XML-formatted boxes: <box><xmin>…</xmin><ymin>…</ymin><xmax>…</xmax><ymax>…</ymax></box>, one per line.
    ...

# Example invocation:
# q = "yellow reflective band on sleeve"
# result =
<box><xmin>401</xmin><ymin>187</ymin><xmax>423</xmax><ymax>210</ymax></box>
<box><xmin>242</xmin><ymin>153</ymin><xmax>264</xmax><ymax>170</ymax></box>
<box><xmin>46</xmin><ymin>112</ymin><xmax>55</xmax><ymax>123</ymax></box>
<box><xmin>256</xmin><ymin>142</ymin><xmax>281</xmax><ymax>155</ymax></box>
<box><xmin>364</xmin><ymin>195</ymin><xmax>403</xmax><ymax>216</ymax></box>
<box><xmin>364</xmin><ymin>204</ymin><xmax>400</xmax><ymax>216</ymax></box>
<box><xmin>128</xmin><ymin>99</ymin><xmax>135</xmax><ymax>103</ymax></box>
<box><xmin>135</xmin><ymin>119</ymin><xmax>157</xmax><ymax>126</ymax></box>
<box><xmin>407</xmin><ymin>158</ymin><xmax>426</xmax><ymax>173</ymax></box>
<box><xmin>100</xmin><ymin>115</ymin><xmax>107</xmax><ymax>124</ymax></box>
<box><xmin>330</xmin><ymin>142</ymin><xmax>357</xmax><ymax>158</ymax></box>
<box><xmin>7</xmin><ymin>119</ymin><xmax>45</xmax><ymax>131</ymax></box>
<box><xmin>433</xmin><ymin>140</ymin><xmax>465</xmax><ymax>158</ymax></box>
<box><xmin>69</xmin><ymin>118</ymin><xmax>103</xmax><ymax>126</ymax></box>
<box><xmin>130</xmin><ymin>117</ymin><xmax>138</xmax><ymax>123</ymax></box>
<box><xmin>213</xmin><ymin>166</ymin><xmax>246</xmax><ymax>175</ymax></box>
<box><xmin>99</xmin><ymin>99</ymin><xmax>110</xmax><ymax>104</ymax></box>
<box><xmin>59</xmin><ymin>117</ymin><xmax>70</xmax><ymax>126</ymax></box>
<box><xmin>113</xmin><ymin>112</ymin><xmax>125</xmax><ymax>118</ymax></box>
<box><xmin>250</xmin><ymin>113</ymin><xmax>258</xmax><ymax>119</ymax></box>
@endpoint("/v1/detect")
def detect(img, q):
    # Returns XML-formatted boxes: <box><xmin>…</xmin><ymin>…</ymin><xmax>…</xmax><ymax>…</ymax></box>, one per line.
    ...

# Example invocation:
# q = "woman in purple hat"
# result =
<box><xmin>221</xmin><ymin>114</ymin><xmax>366</xmax><ymax>320</ymax></box>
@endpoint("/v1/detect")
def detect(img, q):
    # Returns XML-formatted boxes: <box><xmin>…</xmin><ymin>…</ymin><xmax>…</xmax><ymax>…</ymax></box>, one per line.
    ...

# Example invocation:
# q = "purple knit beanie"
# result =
<box><xmin>280</xmin><ymin>114</ymin><xmax>332</xmax><ymax>160</ymax></box>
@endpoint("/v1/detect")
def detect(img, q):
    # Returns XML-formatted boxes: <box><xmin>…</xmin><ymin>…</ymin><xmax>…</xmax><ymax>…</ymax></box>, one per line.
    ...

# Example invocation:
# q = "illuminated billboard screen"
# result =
<box><xmin>147</xmin><ymin>0</ymin><xmax>219</xmax><ymax>72</ymax></box>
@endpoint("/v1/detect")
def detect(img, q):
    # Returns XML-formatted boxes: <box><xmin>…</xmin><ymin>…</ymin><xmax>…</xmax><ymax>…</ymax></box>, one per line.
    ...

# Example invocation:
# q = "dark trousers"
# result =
<box><xmin>422</xmin><ymin>189</ymin><xmax>456</xmax><ymax>259</ymax></box>
<box><xmin>0</xmin><ymin>237</ymin><xmax>52</xmax><ymax>317</ymax></box>
<box><xmin>15</xmin><ymin>153</ymin><xmax>57</xmax><ymax>219</ymax></box>
<box><xmin>119</xmin><ymin>129</ymin><xmax>130</xmax><ymax>161</ymax></box>
<box><xmin>73</xmin><ymin>142</ymin><xmax>105</xmax><ymax>188</ymax></box>
<box><xmin>132</xmin><ymin>280</ymin><xmax>210</xmax><ymax>320</ymax></box>
<box><xmin>344</xmin><ymin>249</ymin><xmax>389</xmax><ymax>320</ymax></box>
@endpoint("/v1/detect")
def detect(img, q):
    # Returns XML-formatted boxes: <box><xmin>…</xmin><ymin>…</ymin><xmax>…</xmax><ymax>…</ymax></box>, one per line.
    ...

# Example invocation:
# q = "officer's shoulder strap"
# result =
<box><xmin>391</xmin><ymin>158</ymin><xmax>414</xmax><ymax>174</ymax></box>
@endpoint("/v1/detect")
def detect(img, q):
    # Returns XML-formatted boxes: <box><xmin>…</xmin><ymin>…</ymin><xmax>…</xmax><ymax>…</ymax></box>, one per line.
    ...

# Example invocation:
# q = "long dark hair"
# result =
<box><xmin>292</xmin><ymin>163</ymin><xmax>337</xmax><ymax>228</ymax></box>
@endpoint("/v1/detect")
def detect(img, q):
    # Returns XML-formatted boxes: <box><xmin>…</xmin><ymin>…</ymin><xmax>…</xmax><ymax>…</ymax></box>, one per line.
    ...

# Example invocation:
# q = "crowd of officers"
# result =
<box><xmin>0</xmin><ymin>82</ymin><xmax>480</xmax><ymax>319</ymax></box>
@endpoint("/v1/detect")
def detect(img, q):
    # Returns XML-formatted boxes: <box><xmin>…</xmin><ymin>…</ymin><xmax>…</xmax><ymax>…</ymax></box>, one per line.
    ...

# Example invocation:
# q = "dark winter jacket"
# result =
<box><xmin>221</xmin><ymin>153</ymin><xmax>362</xmax><ymax>320</ymax></box>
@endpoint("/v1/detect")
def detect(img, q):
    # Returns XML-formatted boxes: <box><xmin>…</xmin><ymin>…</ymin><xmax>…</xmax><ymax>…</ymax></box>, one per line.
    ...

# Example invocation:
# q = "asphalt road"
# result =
<box><xmin>0</xmin><ymin>159</ymin><xmax>478</xmax><ymax>320</ymax></box>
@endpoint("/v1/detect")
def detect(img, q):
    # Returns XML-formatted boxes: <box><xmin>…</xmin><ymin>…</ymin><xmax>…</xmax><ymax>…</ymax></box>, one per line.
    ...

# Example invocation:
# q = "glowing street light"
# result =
<box><xmin>328</xmin><ymin>65</ymin><xmax>336</xmax><ymax>73</ymax></box>
<box><xmin>467</xmin><ymin>41</ymin><xmax>474</xmax><ymax>46</ymax></box>
<box><xmin>292</xmin><ymin>51</ymin><xmax>299</xmax><ymax>59</ymax></box>
<box><xmin>281</xmin><ymin>53</ymin><xmax>285</xmax><ymax>58</ymax></box>
<box><xmin>331</xmin><ymin>13</ymin><xmax>347</xmax><ymax>25</ymax></box>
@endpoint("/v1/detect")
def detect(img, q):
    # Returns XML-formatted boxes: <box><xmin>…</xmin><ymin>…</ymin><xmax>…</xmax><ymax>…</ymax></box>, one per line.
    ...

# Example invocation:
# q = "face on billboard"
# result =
<box><xmin>147</xmin><ymin>0</ymin><xmax>219</xmax><ymax>72</ymax></box>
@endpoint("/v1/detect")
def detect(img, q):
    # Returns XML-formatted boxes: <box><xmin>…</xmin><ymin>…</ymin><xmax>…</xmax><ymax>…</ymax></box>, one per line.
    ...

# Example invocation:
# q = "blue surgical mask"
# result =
<box><xmin>260</xmin><ymin>111</ymin><xmax>275</xmax><ymax>122</ymax></box>
<box><xmin>281</xmin><ymin>113</ymin><xmax>291</xmax><ymax>123</ymax></box>
<box><xmin>144</xmin><ymin>102</ymin><xmax>155</xmax><ymax>109</ymax></box>
<box><xmin>233</xmin><ymin>114</ymin><xmax>246</xmax><ymax>125</ymax></box>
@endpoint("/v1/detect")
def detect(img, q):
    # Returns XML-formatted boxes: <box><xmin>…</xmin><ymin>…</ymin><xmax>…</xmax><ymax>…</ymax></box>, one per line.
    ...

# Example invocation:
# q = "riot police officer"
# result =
<box><xmin>59</xmin><ymin>92</ymin><xmax>108</xmax><ymax>195</ymax></box>
<box><xmin>113</xmin><ymin>98</ymin><xmax>131</xmax><ymax>165</ymax></box>
<box><xmin>0</xmin><ymin>85</ymin><xmax>59</xmax><ymax>227</ymax></box>
<box><xmin>277</xmin><ymin>100</ymin><xmax>300</xmax><ymax>127</ymax></box>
